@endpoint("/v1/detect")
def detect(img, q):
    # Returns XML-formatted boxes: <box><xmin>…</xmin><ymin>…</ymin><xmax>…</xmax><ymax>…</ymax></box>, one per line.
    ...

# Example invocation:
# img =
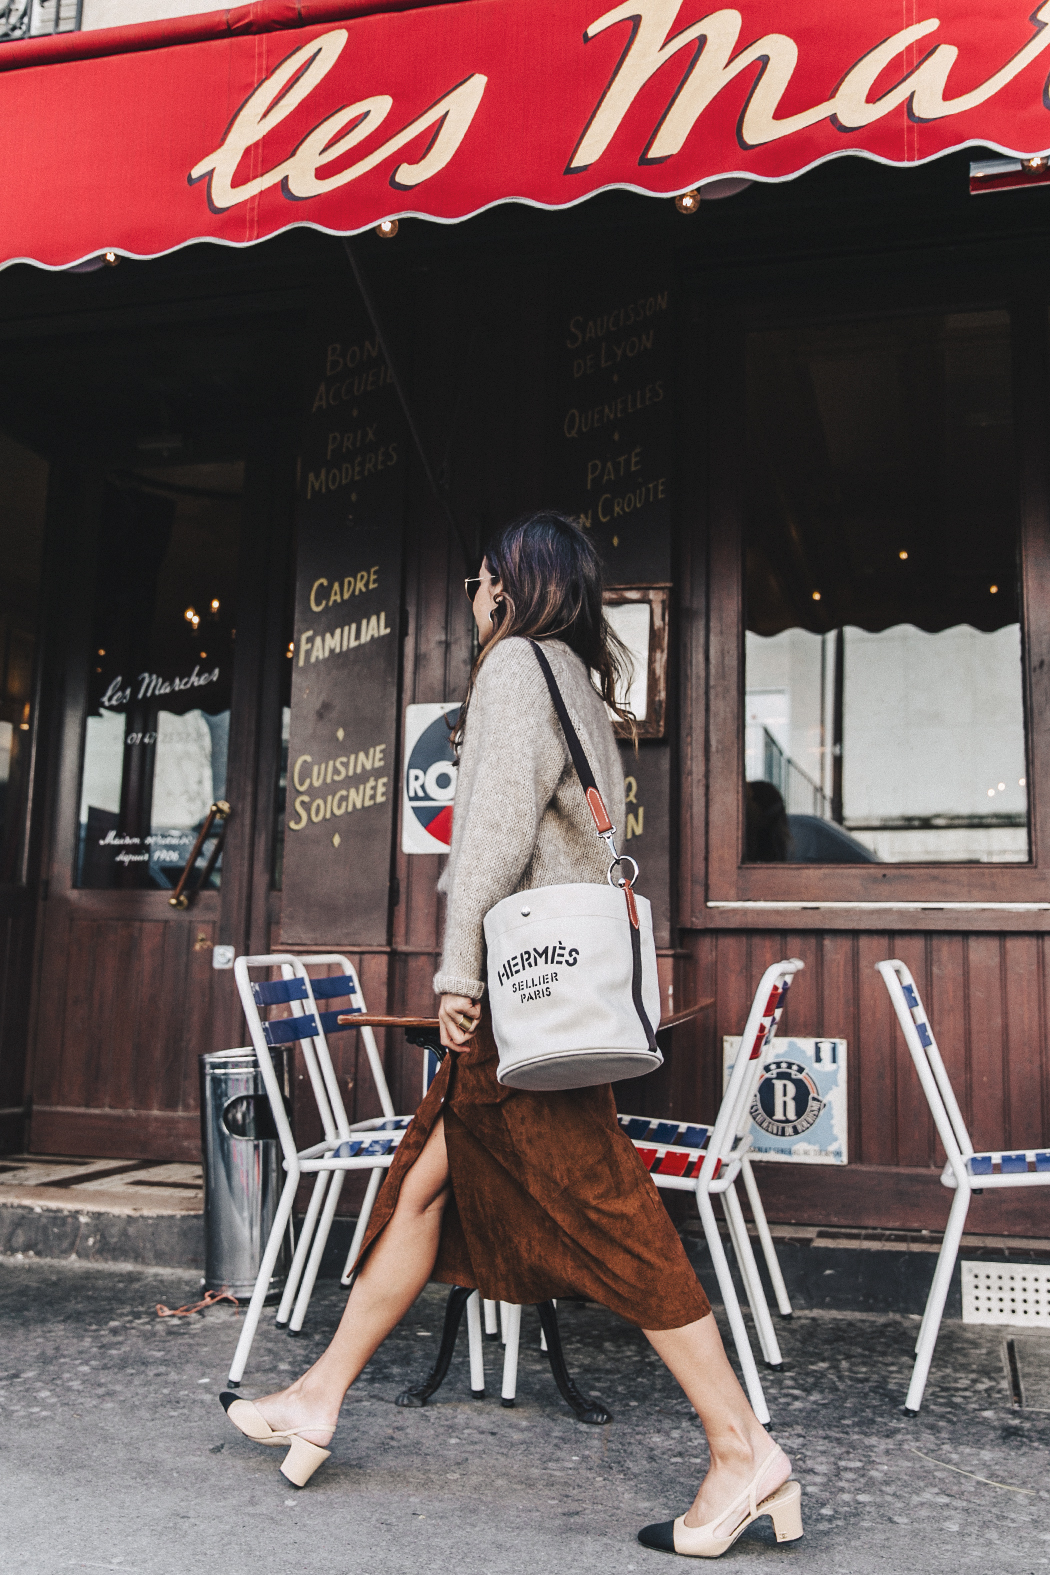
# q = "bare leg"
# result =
<box><xmin>253</xmin><ymin>1117</ymin><xmax>451</xmax><ymax>1445</ymax></box>
<box><xmin>644</xmin><ymin>1314</ymin><xmax>790</xmax><ymax>1528</ymax></box>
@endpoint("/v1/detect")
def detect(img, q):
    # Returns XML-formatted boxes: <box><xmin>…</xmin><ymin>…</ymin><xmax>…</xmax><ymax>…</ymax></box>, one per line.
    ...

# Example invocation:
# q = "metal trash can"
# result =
<box><xmin>199</xmin><ymin>1046</ymin><xmax>293</xmax><ymax>1300</ymax></box>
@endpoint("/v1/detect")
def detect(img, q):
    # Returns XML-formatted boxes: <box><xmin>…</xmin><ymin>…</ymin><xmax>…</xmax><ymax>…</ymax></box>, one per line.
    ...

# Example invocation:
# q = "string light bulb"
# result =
<box><xmin>375</xmin><ymin>219</ymin><xmax>399</xmax><ymax>238</ymax></box>
<box><xmin>899</xmin><ymin>549</ymin><xmax>908</xmax><ymax>560</ymax></box>
<box><xmin>990</xmin><ymin>584</ymin><xmax>999</xmax><ymax>594</ymax></box>
<box><xmin>675</xmin><ymin>190</ymin><xmax>700</xmax><ymax>214</ymax></box>
<box><xmin>811</xmin><ymin>590</ymin><xmax>822</xmax><ymax>601</ymax></box>
<box><xmin>184</xmin><ymin>606</ymin><xmax>196</xmax><ymax>623</ymax></box>
<box><xmin>210</xmin><ymin>598</ymin><xmax>220</xmax><ymax>612</ymax></box>
<box><xmin>104</xmin><ymin>251</ymin><xmax>119</xmax><ymax>266</ymax></box>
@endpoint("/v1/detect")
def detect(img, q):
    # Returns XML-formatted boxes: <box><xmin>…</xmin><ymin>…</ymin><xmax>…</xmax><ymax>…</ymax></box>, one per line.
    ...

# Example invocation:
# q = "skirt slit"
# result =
<box><xmin>354</xmin><ymin>1011</ymin><xmax>710</xmax><ymax>1331</ymax></box>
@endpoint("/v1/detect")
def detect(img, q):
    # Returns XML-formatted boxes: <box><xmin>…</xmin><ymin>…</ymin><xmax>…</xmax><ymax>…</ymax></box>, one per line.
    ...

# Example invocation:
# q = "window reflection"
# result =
<box><xmin>76</xmin><ymin>467</ymin><xmax>241</xmax><ymax>889</ymax></box>
<box><xmin>744</xmin><ymin>311</ymin><xmax>1027</xmax><ymax>864</ymax></box>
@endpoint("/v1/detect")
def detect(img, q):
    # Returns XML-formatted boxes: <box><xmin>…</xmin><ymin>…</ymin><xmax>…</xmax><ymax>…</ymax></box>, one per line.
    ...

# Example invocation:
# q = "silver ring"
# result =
<box><xmin>607</xmin><ymin>854</ymin><xmax>639</xmax><ymax>888</ymax></box>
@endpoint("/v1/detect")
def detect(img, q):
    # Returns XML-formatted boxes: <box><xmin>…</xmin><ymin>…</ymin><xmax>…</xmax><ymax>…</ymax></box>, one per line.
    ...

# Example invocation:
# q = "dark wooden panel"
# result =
<box><xmin>963</xmin><ymin>933</ymin><xmax>1009</xmax><ymax>1157</ymax></box>
<box><xmin>1001</xmin><ymin>933</ymin><xmax>1045</xmax><ymax>1152</ymax></box>
<box><xmin>30</xmin><ymin>1105</ymin><xmax>200</xmax><ymax>1162</ymax></box>
<box><xmin>817</xmin><ymin>931</ymin><xmax>860</xmax><ymax>1157</ymax></box>
<box><xmin>892</xmin><ymin>932</ymin><xmax>937</xmax><ymax>1170</ymax></box>
<box><xmin>740</xmin><ymin>1161</ymin><xmax>1048</xmax><ymax>1236</ymax></box>
<box><xmin>0</xmin><ymin>893</ymin><xmax>35</xmax><ymax>1150</ymax></box>
<box><xmin>31</xmin><ymin>913</ymin><xmax>224</xmax><ymax>1129</ymax></box>
<box><xmin>674</xmin><ymin>926</ymin><xmax>1050</xmax><ymax>1235</ymax></box>
<box><xmin>855</xmin><ymin>931</ymin><xmax>901</xmax><ymax>1168</ymax></box>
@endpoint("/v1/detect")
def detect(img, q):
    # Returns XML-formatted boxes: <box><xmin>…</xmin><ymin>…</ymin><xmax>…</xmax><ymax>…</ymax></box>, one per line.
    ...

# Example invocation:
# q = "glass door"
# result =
<box><xmin>26</xmin><ymin>458</ymin><xmax>283</xmax><ymax>1162</ymax></box>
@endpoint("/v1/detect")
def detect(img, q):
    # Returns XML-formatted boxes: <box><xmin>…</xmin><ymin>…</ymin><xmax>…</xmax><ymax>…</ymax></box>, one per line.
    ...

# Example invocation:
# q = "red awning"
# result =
<box><xmin>5</xmin><ymin>0</ymin><xmax>1050</xmax><ymax>270</ymax></box>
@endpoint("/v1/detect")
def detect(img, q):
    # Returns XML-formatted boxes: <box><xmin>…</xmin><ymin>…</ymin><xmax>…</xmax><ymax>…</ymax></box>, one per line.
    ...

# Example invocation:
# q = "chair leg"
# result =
<box><xmin>276</xmin><ymin>1171</ymin><xmax>329</xmax><ymax>1327</ymax></box>
<box><xmin>539</xmin><ymin>1297</ymin><xmax>554</xmax><ymax>1352</ymax></box>
<box><xmin>905</xmin><ymin>1185</ymin><xmax>970</xmax><ymax>1415</ymax></box>
<box><xmin>288</xmin><ymin>1169</ymin><xmax>345</xmax><ymax>1334</ymax></box>
<box><xmin>697</xmin><ymin>1187</ymin><xmax>770</xmax><ymax>1425</ymax></box>
<box><xmin>536</xmin><ymin>1300</ymin><xmax>613</xmax><ymax>1424</ymax></box>
<box><xmin>466</xmin><ymin>1290</ymin><xmax>486</xmax><ymax>1397</ymax></box>
<box><xmin>501</xmin><ymin>1303</ymin><xmax>522</xmax><ymax>1406</ymax></box>
<box><xmin>397</xmin><ymin>1286</ymin><xmax>475</xmax><ymax>1408</ymax></box>
<box><xmin>340</xmin><ymin>1167</ymin><xmax>384</xmax><ymax>1287</ymax></box>
<box><xmin>483</xmin><ymin>1299</ymin><xmax>499</xmax><ymax>1340</ymax></box>
<box><xmin>723</xmin><ymin>1182</ymin><xmax>782</xmax><ymax>1368</ymax></box>
<box><xmin>227</xmin><ymin>1168</ymin><xmax>300</xmax><ymax>1386</ymax></box>
<box><xmin>741</xmin><ymin>1158</ymin><xmax>793</xmax><ymax>1317</ymax></box>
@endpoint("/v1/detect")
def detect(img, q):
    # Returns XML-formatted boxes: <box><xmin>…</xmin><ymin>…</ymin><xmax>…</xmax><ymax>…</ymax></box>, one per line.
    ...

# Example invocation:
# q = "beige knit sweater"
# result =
<box><xmin>433</xmin><ymin>636</ymin><xmax>627</xmax><ymax>1001</ymax></box>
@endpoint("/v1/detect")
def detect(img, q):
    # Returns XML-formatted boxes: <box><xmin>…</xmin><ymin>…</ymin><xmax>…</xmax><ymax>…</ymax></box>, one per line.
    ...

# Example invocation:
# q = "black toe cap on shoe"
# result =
<box><xmin>637</xmin><ymin>1520</ymin><xmax>677</xmax><ymax>1552</ymax></box>
<box><xmin>219</xmin><ymin>1392</ymin><xmax>240</xmax><ymax>1413</ymax></box>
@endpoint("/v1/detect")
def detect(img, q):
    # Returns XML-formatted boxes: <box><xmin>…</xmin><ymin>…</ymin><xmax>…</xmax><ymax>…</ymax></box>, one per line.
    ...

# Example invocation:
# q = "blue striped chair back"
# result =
<box><xmin>251</xmin><ymin>973</ymin><xmax>363</xmax><ymax>1048</ymax></box>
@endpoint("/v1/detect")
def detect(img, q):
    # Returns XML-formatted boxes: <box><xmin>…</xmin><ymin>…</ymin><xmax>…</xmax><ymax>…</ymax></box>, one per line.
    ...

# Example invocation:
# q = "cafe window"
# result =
<box><xmin>76</xmin><ymin>466</ymin><xmax>241</xmax><ymax>890</ymax></box>
<box><xmin>743</xmin><ymin>310</ymin><xmax>1027</xmax><ymax>866</ymax></box>
<box><xmin>0</xmin><ymin>432</ymin><xmax>48</xmax><ymax>884</ymax></box>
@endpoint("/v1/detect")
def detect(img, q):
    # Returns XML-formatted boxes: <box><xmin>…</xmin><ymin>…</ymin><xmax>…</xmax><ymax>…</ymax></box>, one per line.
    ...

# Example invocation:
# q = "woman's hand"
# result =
<box><xmin>438</xmin><ymin>994</ymin><xmax>481</xmax><ymax>1051</ymax></box>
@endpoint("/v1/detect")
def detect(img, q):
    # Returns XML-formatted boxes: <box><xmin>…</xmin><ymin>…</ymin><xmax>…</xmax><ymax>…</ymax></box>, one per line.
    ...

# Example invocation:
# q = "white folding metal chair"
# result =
<box><xmin>620</xmin><ymin>958</ymin><xmax>804</xmax><ymax>1425</ymax></box>
<box><xmin>877</xmin><ymin>958</ymin><xmax>1050</xmax><ymax>1413</ymax></box>
<box><xmin>226</xmin><ymin>952</ymin><xmax>412</xmax><ymax>1387</ymax></box>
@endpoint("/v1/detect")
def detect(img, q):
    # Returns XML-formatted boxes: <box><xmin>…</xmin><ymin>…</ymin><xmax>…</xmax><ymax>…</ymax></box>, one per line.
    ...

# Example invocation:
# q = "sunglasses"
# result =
<box><xmin>464</xmin><ymin>573</ymin><xmax>495</xmax><ymax>602</ymax></box>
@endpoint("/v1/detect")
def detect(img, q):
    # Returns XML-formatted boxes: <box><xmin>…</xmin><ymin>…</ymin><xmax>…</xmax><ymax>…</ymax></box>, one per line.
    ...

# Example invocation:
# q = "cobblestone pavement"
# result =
<box><xmin>0</xmin><ymin>1257</ymin><xmax>1047</xmax><ymax>1575</ymax></box>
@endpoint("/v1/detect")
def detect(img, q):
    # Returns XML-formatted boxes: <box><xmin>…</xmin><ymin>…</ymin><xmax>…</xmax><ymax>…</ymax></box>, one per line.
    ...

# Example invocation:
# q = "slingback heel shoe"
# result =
<box><xmin>219</xmin><ymin>1392</ymin><xmax>332</xmax><ymax>1488</ymax></box>
<box><xmin>638</xmin><ymin>1450</ymin><xmax>802</xmax><ymax>1557</ymax></box>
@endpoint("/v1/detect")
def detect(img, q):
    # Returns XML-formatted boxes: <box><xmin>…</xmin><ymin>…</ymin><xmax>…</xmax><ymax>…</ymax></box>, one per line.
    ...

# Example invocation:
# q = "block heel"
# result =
<box><xmin>767</xmin><ymin>1480</ymin><xmax>803</xmax><ymax>1542</ymax></box>
<box><xmin>280</xmin><ymin>1433</ymin><xmax>332</xmax><ymax>1488</ymax></box>
<box><xmin>220</xmin><ymin>1393</ymin><xmax>332</xmax><ymax>1488</ymax></box>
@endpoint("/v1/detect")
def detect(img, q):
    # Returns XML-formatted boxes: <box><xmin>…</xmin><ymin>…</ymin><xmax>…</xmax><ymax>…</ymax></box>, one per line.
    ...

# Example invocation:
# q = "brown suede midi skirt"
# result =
<box><xmin>355</xmin><ymin>1012</ymin><xmax>710</xmax><ymax>1331</ymax></box>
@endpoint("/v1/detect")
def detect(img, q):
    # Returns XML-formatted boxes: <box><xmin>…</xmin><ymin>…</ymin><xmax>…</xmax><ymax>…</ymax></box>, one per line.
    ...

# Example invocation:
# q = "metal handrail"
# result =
<box><xmin>168</xmin><ymin>800</ymin><xmax>231</xmax><ymax>908</ymax></box>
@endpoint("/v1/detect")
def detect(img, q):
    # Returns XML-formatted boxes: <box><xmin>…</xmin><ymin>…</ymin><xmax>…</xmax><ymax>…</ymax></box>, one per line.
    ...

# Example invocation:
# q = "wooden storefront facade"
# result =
<box><xmin>0</xmin><ymin>149</ymin><xmax>1048</xmax><ymax>1238</ymax></box>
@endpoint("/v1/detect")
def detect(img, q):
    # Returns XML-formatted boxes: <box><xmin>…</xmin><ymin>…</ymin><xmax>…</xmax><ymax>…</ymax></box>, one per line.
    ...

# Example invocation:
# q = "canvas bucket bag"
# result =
<box><xmin>483</xmin><ymin>640</ymin><xmax>663</xmax><ymax>1091</ymax></box>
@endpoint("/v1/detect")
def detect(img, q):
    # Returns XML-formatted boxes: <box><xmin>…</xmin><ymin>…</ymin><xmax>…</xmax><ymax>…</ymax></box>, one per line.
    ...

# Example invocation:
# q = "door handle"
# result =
<box><xmin>168</xmin><ymin>800</ymin><xmax>232</xmax><ymax>908</ymax></box>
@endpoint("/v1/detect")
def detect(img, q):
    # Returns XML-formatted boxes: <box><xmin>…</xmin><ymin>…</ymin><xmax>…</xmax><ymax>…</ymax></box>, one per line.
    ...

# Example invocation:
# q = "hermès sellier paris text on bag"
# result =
<box><xmin>483</xmin><ymin>640</ymin><xmax>662</xmax><ymax>1092</ymax></box>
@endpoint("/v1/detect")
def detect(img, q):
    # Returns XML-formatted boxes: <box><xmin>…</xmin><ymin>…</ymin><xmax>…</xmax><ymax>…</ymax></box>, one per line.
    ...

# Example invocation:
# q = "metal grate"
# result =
<box><xmin>961</xmin><ymin>1261</ymin><xmax>1050</xmax><ymax>1329</ymax></box>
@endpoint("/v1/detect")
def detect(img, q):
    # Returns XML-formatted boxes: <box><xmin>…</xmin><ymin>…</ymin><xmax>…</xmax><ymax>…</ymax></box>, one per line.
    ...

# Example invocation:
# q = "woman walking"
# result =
<box><xmin>221</xmin><ymin>512</ymin><xmax>803</xmax><ymax>1558</ymax></box>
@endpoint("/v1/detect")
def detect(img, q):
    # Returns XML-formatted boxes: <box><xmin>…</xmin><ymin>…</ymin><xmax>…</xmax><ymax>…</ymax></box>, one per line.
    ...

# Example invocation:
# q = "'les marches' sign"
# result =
<box><xmin>8</xmin><ymin>2</ymin><xmax>1050</xmax><ymax>268</ymax></box>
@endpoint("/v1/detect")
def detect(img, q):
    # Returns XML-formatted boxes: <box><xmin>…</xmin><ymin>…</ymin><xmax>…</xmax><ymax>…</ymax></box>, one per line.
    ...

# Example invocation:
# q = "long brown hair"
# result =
<box><xmin>454</xmin><ymin>511</ymin><xmax>635</xmax><ymax>750</ymax></box>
